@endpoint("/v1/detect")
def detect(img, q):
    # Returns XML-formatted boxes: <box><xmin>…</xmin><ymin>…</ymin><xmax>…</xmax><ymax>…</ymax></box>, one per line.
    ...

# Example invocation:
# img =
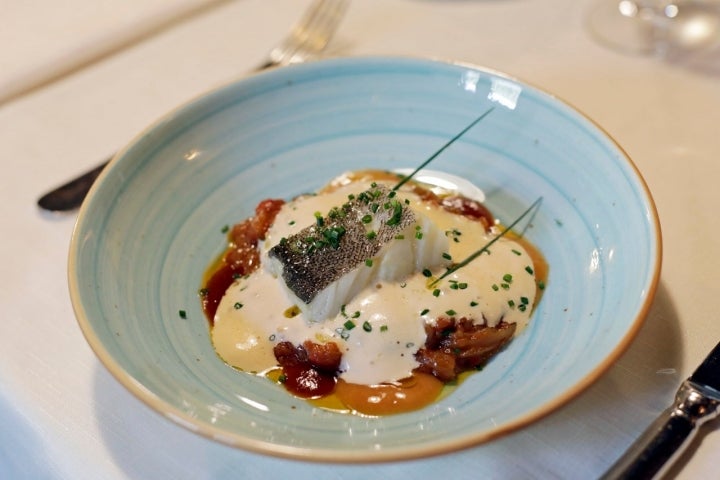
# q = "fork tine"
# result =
<box><xmin>267</xmin><ymin>0</ymin><xmax>350</xmax><ymax>66</ymax></box>
<box><xmin>294</xmin><ymin>0</ymin><xmax>349</xmax><ymax>44</ymax></box>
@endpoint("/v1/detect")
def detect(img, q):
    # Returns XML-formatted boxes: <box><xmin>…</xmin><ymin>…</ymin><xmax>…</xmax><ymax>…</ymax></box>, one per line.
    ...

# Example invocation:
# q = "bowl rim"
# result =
<box><xmin>68</xmin><ymin>55</ymin><xmax>663</xmax><ymax>463</ymax></box>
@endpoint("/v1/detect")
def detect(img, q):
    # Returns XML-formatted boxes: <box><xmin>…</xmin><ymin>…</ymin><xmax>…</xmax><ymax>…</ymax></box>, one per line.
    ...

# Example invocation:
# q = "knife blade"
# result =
<box><xmin>601</xmin><ymin>341</ymin><xmax>720</xmax><ymax>480</ymax></box>
<box><xmin>36</xmin><ymin>159</ymin><xmax>109</xmax><ymax>212</ymax></box>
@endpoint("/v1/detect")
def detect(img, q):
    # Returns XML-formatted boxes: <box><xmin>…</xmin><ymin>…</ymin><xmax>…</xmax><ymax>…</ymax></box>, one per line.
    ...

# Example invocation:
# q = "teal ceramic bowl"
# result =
<box><xmin>69</xmin><ymin>57</ymin><xmax>661</xmax><ymax>462</ymax></box>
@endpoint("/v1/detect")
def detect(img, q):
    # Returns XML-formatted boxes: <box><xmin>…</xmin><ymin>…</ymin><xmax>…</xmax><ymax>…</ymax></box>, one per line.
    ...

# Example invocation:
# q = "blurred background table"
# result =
<box><xmin>2</xmin><ymin>0</ymin><xmax>720</xmax><ymax>478</ymax></box>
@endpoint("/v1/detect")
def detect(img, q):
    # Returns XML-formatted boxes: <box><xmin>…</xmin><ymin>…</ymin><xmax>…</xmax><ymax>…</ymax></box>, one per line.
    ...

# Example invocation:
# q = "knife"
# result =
<box><xmin>36</xmin><ymin>159</ymin><xmax>109</xmax><ymax>212</ymax></box>
<box><xmin>601</xmin><ymin>341</ymin><xmax>720</xmax><ymax>479</ymax></box>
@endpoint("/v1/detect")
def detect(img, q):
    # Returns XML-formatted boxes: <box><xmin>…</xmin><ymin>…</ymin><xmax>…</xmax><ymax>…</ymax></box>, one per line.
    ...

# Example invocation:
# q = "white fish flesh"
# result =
<box><xmin>266</xmin><ymin>183</ymin><xmax>449</xmax><ymax>322</ymax></box>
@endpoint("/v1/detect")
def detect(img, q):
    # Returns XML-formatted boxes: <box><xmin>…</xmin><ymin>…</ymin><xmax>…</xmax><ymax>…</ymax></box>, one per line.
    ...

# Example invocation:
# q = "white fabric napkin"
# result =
<box><xmin>0</xmin><ymin>0</ymin><xmax>231</xmax><ymax>105</ymax></box>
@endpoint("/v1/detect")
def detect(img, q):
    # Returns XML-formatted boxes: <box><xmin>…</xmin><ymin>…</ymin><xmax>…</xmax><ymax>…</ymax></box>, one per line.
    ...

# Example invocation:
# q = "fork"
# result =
<box><xmin>37</xmin><ymin>0</ymin><xmax>350</xmax><ymax>212</ymax></box>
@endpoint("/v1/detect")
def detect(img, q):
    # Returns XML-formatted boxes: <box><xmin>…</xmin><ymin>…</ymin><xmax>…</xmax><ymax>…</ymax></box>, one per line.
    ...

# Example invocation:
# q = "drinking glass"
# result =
<box><xmin>587</xmin><ymin>0</ymin><xmax>720</xmax><ymax>56</ymax></box>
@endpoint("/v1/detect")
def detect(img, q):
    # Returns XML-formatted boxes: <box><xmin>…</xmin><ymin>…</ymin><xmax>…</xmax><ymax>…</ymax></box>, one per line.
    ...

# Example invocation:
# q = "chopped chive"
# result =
<box><xmin>470</xmin><ymin>300</ymin><xmax>479</xmax><ymax>307</ymax></box>
<box><xmin>501</xmin><ymin>283</ymin><xmax>510</xmax><ymax>290</ymax></box>
<box><xmin>445</xmin><ymin>228</ymin><xmax>463</xmax><ymax>244</ymax></box>
<box><xmin>178</xmin><ymin>310</ymin><xmax>187</xmax><ymax>319</ymax></box>
<box><xmin>344</xmin><ymin>320</ymin><xmax>356</xmax><ymax>330</ymax></box>
<box><xmin>415</xmin><ymin>231</ymin><xmax>424</xmax><ymax>240</ymax></box>
<box><xmin>525</xmin><ymin>266</ymin><xmax>534</xmax><ymax>275</ymax></box>
<box><xmin>380</xmin><ymin>325</ymin><xmax>389</xmax><ymax>332</ymax></box>
<box><xmin>508</xmin><ymin>300</ymin><xmax>515</xmax><ymax>308</ymax></box>
<box><xmin>432</xmin><ymin>288</ymin><xmax>441</xmax><ymax>297</ymax></box>
<box><xmin>198</xmin><ymin>288</ymin><xmax>208</xmax><ymax>297</ymax></box>
<box><xmin>362</xmin><ymin>321</ymin><xmax>372</xmax><ymax>332</ymax></box>
<box><xmin>445</xmin><ymin>309</ymin><xmax>457</xmax><ymax>316</ymax></box>
<box><xmin>520</xmin><ymin>296</ymin><xmax>529</xmax><ymax>305</ymax></box>
<box><xmin>221</xmin><ymin>225</ymin><xmax>229</xmax><ymax>234</ymax></box>
<box><xmin>395</xmin><ymin>234</ymin><xmax>405</xmax><ymax>240</ymax></box>
<box><xmin>365</xmin><ymin>259</ymin><xmax>373</xmax><ymax>267</ymax></box>
<box><xmin>420</xmin><ymin>308</ymin><xmax>430</xmax><ymax>316</ymax></box>
<box><xmin>491</xmin><ymin>284</ymin><xmax>499</xmax><ymax>291</ymax></box>
<box><xmin>366</xmin><ymin>230</ymin><xmax>377</xmax><ymax>240</ymax></box>
<box><xmin>442</xmin><ymin>252</ymin><xmax>452</xmax><ymax>260</ymax></box>
<box><xmin>422</xmin><ymin>268</ymin><xmax>432</xmax><ymax>277</ymax></box>
<box><xmin>283</xmin><ymin>305</ymin><xmax>301</xmax><ymax>318</ymax></box>
<box><xmin>512</xmin><ymin>249</ymin><xmax>522</xmax><ymax>256</ymax></box>
<box><xmin>352</xmin><ymin>311</ymin><xmax>361</xmax><ymax>319</ymax></box>
<box><xmin>233</xmin><ymin>302</ymin><xmax>243</xmax><ymax>310</ymax></box>
<box><xmin>538</xmin><ymin>280</ymin><xmax>546</xmax><ymax>290</ymax></box>
<box><xmin>518</xmin><ymin>304</ymin><xmax>527</xmax><ymax>312</ymax></box>
<box><xmin>458</xmin><ymin>282</ymin><xmax>468</xmax><ymax>289</ymax></box>
<box><xmin>385</xmin><ymin>200</ymin><xmax>403</xmax><ymax>226</ymax></box>
<box><xmin>503</xmin><ymin>273</ymin><xmax>513</xmax><ymax>283</ymax></box>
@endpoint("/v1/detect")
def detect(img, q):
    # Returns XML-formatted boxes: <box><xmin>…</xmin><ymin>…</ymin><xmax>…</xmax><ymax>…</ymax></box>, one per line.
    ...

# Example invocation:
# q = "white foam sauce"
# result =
<box><xmin>212</xmin><ymin>176</ymin><xmax>536</xmax><ymax>385</ymax></box>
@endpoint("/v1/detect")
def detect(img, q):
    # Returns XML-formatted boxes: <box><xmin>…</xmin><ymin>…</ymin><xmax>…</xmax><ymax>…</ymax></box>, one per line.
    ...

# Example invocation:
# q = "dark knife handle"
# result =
<box><xmin>601</xmin><ymin>409</ymin><xmax>694</xmax><ymax>479</ymax></box>
<box><xmin>602</xmin><ymin>381</ymin><xmax>720</xmax><ymax>480</ymax></box>
<box><xmin>37</xmin><ymin>159</ymin><xmax>110</xmax><ymax>212</ymax></box>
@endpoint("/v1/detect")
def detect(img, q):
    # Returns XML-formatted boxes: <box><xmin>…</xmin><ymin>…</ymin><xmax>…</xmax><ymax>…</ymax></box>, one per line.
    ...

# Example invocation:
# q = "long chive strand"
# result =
<box><xmin>393</xmin><ymin>107</ymin><xmax>495</xmax><ymax>191</ymax></box>
<box><xmin>431</xmin><ymin>197</ymin><xmax>543</xmax><ymax>285</ymax></box>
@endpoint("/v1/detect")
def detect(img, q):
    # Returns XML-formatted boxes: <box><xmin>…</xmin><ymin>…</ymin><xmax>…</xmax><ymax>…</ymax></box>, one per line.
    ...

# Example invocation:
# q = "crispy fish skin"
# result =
<box><xmin>268</xmin><ymin>184</ymin><xmax>414</xmax><ymax>303</ymax></box>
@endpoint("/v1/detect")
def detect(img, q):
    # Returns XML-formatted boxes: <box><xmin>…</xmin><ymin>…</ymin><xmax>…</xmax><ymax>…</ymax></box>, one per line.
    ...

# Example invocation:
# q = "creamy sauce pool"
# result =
<box><xmin>211</xmin><ymin>180</ymin><xmax>537</xmax><ymax>386</ymax></box>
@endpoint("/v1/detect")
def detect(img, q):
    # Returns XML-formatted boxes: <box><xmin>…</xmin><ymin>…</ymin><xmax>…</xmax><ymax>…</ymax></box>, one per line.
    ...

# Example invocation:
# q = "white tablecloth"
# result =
<box><xmin>2</xmin><ymin>0</ymin><xmax>720</xmax><ymax>478</ymax></box>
